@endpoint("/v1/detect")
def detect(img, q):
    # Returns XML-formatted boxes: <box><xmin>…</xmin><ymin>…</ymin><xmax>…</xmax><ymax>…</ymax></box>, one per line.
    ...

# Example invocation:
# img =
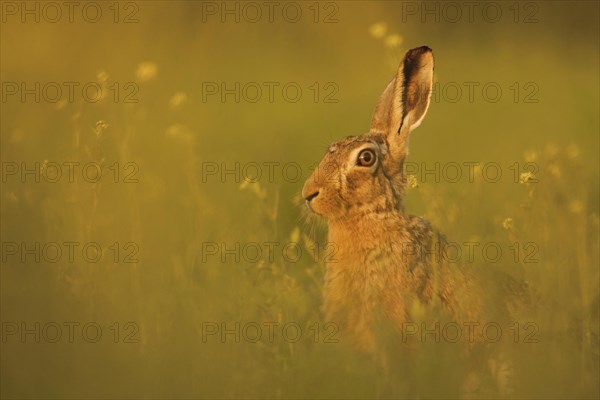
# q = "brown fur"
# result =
<box><xmin>302</xmin><ymin>47</ymin><xmax>486</xmax><ymax>352</ymax></box>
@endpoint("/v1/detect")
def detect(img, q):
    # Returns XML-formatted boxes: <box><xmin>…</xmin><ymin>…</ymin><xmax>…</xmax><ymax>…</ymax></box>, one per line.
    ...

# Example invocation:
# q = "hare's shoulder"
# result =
<box><xmin>374</xmin><ymin>214</ymin><xmax>444</xmax><ymax>272</ymax></box>
<box><xmin>402</xmin><ymin>214</ymin><xmax>444</xmax><ymax>246</ymax></box>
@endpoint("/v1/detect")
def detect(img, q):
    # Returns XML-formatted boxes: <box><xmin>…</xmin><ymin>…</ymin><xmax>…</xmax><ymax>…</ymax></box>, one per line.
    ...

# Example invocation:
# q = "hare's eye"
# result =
<box><xmin>357</xmin><ymin>149</ymin><xmax>376</xmax><ymax>167</ymax></box>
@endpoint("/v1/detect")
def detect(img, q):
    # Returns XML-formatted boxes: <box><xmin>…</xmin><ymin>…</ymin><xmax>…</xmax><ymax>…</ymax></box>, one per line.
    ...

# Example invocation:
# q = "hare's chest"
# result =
<box><xmin>323</xmin><ymin>248</ymin><xmax>405</xmax><ymax>314</ymax></box>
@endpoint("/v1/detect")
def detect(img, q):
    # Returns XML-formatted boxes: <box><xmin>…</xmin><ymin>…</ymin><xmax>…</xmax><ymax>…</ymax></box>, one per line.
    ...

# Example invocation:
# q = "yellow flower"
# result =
<box><xmin>369</xmin><ymin>22</ymin><xmax>387</xmax><ymax>39</ymax></box>
<box><xmin>97</xmin><ymin>70</ymin><xmax>109</xmax><ymax>84</ymax></box>
<box><xmin>519</xmin><ymin>171</ymin><xmax>536</xmax><ymax>184</ymax></box>
<box><xmin>523</xmin><ymin>149</ymin><xmax>538</xmax><ymax>163</ymax></box>
<box><xmin>6</xmin><ymin>191</ymin><xmax>18</xmax><ymax>204</ymax></box>
<box><xmin>55</xmin><ymin>99</ymin><xmax>68</xmax><ymax>111</ymax></box>
<box><xmin>410</xmin><ymin>299</ymin><xmax>426</xmax><ymax>320</ymax></box>
<box><xmin>407</xmin><ymin>174</ymin><xmax>419</xmax><ymax>188</ymax></box>
<box><xmin>568</xmin><ymin>200</ymin><xmax>583</xmax><ymax>214</ymax></box>
<box><xmin>169</xmin><ymin>92</ymin><xmax>187</xmax><ymax>108</ymax></box>
<box><xmin>384</xmin><ymin>34</ymin><xmax>403</xmax><ymax>48</ymax></box>
<box><xmin>136</xmin><ymin>62</ymin><xmax>158</xmax><ymax>81</ymax></box>
<box><xmin>502</xmin><ymin>218</ymin><xmax>514</xmax><ymax>231</ymax></box>
<box><xmin>166</xmin><ymin>124</ymin><xmax>193</xmax><ymax>142</ymax></box>
<box><xmin>95</xmin><ymin>120</ymin><xmax>109</xmax><ymax>137</ymax></box>
<box><xmin>545</xmin><ymin>142</ymin><xmax>559</xmax><ymax>157</ymax></box>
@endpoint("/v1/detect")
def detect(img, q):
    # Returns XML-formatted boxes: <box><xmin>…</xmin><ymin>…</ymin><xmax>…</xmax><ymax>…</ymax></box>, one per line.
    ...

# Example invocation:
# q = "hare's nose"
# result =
<box><xmin>304</xmin><ymin>190</ymin><xmax>320</xmax><ymax>204</ymax></box>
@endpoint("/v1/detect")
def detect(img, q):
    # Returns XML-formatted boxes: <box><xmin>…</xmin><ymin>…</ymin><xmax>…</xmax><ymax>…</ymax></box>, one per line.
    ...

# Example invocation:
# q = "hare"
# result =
<box><xmin>301</xmin><ymin>46</ymin><xmax>487</xmax><ymax>353</ymax></box>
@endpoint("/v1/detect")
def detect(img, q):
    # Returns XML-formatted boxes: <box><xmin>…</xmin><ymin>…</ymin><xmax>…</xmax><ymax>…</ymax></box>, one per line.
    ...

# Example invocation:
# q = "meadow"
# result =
<box><xmin>1</xmin><ymin>1</ymin><xmax>598</xmax><ymax>398</ymax></box>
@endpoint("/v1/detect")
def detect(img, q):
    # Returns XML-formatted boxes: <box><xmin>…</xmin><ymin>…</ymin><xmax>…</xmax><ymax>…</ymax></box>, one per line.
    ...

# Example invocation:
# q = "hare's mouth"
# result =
<box><xmin>304</xmin><ymin>190</ymin><xmax>322</xmax><ymax>215</ymax></box>
<box><xmin>305</xmin><ymin>200</ymin><xmax>323</xmax><ymax>217</ymax></box>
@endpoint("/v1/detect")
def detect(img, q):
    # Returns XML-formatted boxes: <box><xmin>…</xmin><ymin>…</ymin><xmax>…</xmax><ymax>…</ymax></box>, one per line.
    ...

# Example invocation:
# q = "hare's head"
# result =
<box><xmin>302</xmin><ymin>46</ymin><xmax>434</xmax><ymax>220</ymax></box>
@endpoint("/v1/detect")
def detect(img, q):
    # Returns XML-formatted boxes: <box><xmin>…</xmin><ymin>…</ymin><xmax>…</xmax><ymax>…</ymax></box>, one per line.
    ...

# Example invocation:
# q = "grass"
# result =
<box><xmin>1</xmin><ymin>2</ymin><xmax>599</xmax><ymax>398</ymax></box>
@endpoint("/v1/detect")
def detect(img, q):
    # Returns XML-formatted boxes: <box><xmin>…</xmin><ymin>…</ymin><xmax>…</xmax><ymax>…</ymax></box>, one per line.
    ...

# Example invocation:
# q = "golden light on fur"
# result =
<box><xmin>302</xmin><ymin>47</ymin><xmax>527</xmax><ymax>369</ymax></box>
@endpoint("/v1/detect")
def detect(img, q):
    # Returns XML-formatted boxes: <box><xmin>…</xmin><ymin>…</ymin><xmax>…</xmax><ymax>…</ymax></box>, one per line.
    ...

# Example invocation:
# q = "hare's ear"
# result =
<box><xmin>370</xmin><ymin>46</ymin><xmax>434</xmax><ymax>163</ymax></box>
